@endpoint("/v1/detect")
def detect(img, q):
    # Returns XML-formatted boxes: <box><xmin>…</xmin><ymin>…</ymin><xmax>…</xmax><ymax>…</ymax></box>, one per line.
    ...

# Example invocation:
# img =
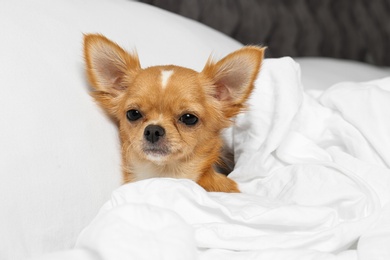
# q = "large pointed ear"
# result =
<box><xmin>83</xmin><ymin>33</ymin><xmax>141</xmax><ymax>96</ymax></box>
<box><xmin>202</xmin><ymin>46</ymin><xmax>265</xmax><ymax>117</ymax></box>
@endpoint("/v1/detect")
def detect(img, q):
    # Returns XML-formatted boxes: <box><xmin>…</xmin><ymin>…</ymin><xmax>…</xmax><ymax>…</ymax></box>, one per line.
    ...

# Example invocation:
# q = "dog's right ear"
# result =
<box><xmin>83</xmin><ymin>34</ymin><xmax>140</xmax><ymax>114</ymax></box>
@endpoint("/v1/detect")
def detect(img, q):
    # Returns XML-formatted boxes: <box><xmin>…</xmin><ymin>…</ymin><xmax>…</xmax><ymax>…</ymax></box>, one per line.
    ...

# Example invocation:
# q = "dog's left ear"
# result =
<box><xmin>202</xmin><ymin>46</ymin><xmax>265</xmax><ymax>117</ymax></box>
<box><xmin>83</xmin><ymin>34</ymin><xmax>141</xmax><ymax>117</ymax></box>
<box><xmin>83</xmin><ymin>34</ymin><xmax>141</xmax><ymax>95</ymax></box>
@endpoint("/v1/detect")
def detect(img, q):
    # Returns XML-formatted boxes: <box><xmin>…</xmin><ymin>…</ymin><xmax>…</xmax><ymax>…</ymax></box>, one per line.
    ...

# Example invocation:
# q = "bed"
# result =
<box><xmin>1</xmin><ymin>0</ymin><xmax>389</xmax><ymax>259</ymax></box>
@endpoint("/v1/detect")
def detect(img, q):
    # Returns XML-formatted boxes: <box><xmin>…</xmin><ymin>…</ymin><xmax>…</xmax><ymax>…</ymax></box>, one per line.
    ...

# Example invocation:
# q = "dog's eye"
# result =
<box><xmin>179</xmin><ymin>113</ymin><xmax>198</xmax><ymax>126</ymax></box>
<box><xmin>126</xmin><ymin>109</ymin><xmax>142</xmax><ymax>121</ymax></box>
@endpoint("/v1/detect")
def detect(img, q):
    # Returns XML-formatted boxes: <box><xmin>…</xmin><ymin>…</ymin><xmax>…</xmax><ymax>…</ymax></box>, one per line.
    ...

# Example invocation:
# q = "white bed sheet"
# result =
<box><xmin>31</xmin><ymin>58</ymin><xmax>390</xmax><ymax>260</ymax></box>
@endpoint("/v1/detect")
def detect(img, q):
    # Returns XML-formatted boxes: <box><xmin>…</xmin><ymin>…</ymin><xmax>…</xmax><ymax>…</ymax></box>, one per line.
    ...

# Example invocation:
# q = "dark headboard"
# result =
<box><xmin>139</xmin><ymin>0</ymin><xmax>390</xmax><ymax>66</ymax></box>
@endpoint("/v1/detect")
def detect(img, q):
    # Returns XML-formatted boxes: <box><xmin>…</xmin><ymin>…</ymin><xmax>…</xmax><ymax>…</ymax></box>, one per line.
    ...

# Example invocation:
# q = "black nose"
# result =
<box><xmin>144</xmin><ymin>125</ymin><xmax>165</xmax><ymax>144</ymax></box>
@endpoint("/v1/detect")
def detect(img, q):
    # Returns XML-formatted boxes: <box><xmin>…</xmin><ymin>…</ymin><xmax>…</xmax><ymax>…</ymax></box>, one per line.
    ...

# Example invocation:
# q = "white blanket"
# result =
<box><xmin>41</xmin><ymin>58</ymin><xmax>390</xmax><ymax>260</ymax></box>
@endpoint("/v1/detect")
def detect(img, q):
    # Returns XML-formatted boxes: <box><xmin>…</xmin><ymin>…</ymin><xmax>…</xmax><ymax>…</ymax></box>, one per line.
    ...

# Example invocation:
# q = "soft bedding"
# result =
<box><xmin>35</xmin><ymin>58</ymin><xmax>390</xmax><ymax>260</ymax></box>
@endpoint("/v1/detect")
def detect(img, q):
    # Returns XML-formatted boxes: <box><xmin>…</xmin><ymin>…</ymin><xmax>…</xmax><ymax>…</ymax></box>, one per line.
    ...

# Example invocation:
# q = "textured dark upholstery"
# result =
<box><xmin>139</xmin><ymin>0</ymin><xmax>390</xmax><ymax>66</ymax></box>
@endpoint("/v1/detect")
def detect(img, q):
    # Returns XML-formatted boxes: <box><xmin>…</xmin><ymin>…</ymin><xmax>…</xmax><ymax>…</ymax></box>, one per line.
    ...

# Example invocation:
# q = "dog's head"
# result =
<box><xmin>83</xmin><ymin>34</ymin><xmax>264</xmax><ymax>177</ymax></box>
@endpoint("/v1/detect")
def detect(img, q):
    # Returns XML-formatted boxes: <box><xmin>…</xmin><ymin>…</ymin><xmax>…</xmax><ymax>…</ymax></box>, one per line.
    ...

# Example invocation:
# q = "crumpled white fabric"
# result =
<box><xmin>72</xmin><ymin>58</ymin><xmax>390</xmax><ymax>260</ymax></box>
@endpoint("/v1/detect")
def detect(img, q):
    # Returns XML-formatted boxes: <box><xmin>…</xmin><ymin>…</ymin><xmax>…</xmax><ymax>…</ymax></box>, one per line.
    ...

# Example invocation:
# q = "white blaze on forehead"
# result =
<box><xmin>160</xmin><ymin>70</ymin><xmax>174</xmax><ymax>89</ymax></box>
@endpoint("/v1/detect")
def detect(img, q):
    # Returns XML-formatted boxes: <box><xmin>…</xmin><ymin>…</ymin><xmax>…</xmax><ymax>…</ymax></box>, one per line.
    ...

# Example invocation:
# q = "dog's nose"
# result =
<box><xmin>144</xmin><ymin>125</ymin><xmax>165</xmax><ymax>144</ymax></box>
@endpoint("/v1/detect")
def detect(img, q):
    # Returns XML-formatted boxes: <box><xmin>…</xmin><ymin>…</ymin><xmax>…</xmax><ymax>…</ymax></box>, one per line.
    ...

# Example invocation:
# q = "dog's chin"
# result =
<box><xmin>143</xmin><ymin>147</ymin><xmax>171</xmax><ymax>164</ymax></box>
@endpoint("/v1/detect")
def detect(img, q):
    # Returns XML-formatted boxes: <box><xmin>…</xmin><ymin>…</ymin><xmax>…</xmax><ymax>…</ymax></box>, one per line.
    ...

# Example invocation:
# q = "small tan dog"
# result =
<box><xmin>83</xmin><ymin>34</ymin><xmax>264</xmax><ymax>192</ymax></box>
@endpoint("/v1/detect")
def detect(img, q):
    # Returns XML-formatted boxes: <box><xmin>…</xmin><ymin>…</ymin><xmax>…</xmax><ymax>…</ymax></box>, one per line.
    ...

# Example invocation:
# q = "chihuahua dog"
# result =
<box><xmin>83</xmin><ymin>34</ymin><xmax>264</xmax><ymax>192</ymax></box>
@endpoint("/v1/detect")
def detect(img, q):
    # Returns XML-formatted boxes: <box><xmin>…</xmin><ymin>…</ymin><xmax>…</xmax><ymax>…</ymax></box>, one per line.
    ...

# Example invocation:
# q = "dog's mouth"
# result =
<box><xmin>143</xmin><ymin>144</ymin><xmax>171</xmax><ymax>161</ymax></box>
<box><xmin>144</xmin><ymin>147</ymin><xmax>169</xmax><ymax>156</ymax></box>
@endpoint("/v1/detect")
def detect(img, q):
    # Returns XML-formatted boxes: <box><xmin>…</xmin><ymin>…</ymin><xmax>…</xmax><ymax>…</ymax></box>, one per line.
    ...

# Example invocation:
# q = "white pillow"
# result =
<box><xmin>0</xmin><ymin>0</ymin><xmax>242</xmax><ymax>259</ymax></box>
<box><xmin>296</xmin><ymin>57</ymin><xmax>390</xmax><ymax>91</ymax></box>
